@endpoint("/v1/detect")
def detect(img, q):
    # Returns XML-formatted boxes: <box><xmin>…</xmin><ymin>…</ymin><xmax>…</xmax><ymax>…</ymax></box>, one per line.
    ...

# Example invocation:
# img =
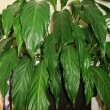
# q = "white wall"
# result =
<box><xmin>0</xmin><ymin>0</ymin><xmax>15</xmax><ymax>14</ymax></box>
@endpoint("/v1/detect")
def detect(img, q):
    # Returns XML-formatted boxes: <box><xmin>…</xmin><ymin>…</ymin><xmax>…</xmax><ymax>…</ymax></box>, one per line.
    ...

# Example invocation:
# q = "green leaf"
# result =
<box><xmin>106</xmin><ymin>42</ymin><xmax>110</xmax><ymax>58</ymax></box>
<box><xmin>13</xmin><ymin>16</ymin><xmax>23</xmax><ymax>55</ymax></box>
<box><xmin>2</xmin><ymin>1</ymin><xmax>21</xmax><ymax>36</ymax></box>
<box><xmin>21</xmin><ymin>1</ymin><xmax>50</xmax><ymax>58</ymax></box>
<box><xmin>44</xmin><ymin>35</ymin><xmax>61</xmax><ymax>108</ymax></box>
<box><xmin>44</xmin><ymin>35</ymin><xmax>57</xmax><ymax>74</ymax></box>
<box><xmin>80</xmin><ymin>1</ymin><xmax>107</xmax><ymax>55</ymax></box>
<box><xmin>0</xmin><ymin>48</ymin><xmax>18</xmax><ymax>96</ymax></box>
<box><xmin>60</xmin><ymin>0</ymin><xmax>68</xmax><ymax>7</ymax></box>
<box><xmin>61</xmin><ymin>46</ymin><xmax>80</xmax><ymax>103</ymax></box>
<box><xmin>92</xmin><ymin>67</ymin><xmax>110</xmax><ymax>109</ymax></box>
<box><xmin>82</xmin><ymin>53</ymin><xmax>94</xmax><ymax>104</ymax></box>
<box><xmin>28</xmin><ymin>61</ymin><xmax>50</xmax><ymax>110</ymax></box>
<box><xmin>0</xmin><ymin>37</ymin><xmax>12</xmax><ymax>54</ymax></box>
<box><xmin>72</xmin><ymin>24</ymin><xmax>85</xmax><ymax>67</ymax></box>
<box><xmin>83</xmin><ymin>27</ymin><xmax>95</xmax><ymax>51</ymax></box>
<box><xmin>53</xmin><ymin>10</ymin><xmax>73</xmax><ymax>47</ymax></box>
<box><xmin>47</xmin><ymin>0</ymin><xmax>57</xmax><ymax>9</ymax></box>
<box><xmin>49</xmin><ymin>70</ymin><xmax>61</xmax><ymax>109</ymax></box>
<box><xmin>12</xmin><ymin>57</ymin><xmax>33</xmax><ymax>110</ymax></box>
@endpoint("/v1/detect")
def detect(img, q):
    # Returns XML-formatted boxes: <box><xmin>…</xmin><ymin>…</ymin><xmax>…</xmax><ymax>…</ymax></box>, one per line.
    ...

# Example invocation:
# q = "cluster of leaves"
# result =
<box><xmin>0</xmin><ymin>0</ymin><xmax>110</xmax><ymax>110</ymax></box>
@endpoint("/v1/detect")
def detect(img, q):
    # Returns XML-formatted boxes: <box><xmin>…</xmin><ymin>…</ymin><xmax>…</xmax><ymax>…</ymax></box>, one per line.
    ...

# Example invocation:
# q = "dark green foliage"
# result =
<box><xmin>0</xmin><ymin>0</ymin><xmax>110</xmax><ymax>110</ymax></box>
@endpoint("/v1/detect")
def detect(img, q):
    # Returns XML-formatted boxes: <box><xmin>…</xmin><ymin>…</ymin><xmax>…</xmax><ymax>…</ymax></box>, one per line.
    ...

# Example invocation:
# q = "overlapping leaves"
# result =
<box><xmin>0</xmin><ymin>37</ymin><xmax>13</xmax><ymax>54</ymax></box>
<box><xmin>53</xmin><ymin>9</ymin><xmax>73</xmax><ymax>47</ymax></box>
<box><xmin>44</xmin><ymin>35</ymin><xmax>57</xmax><ymax>74</ymax></box>
<box><xmin>28</xmin><ymin>61</ymin><xmax>49</xmax><ymax>110</ymax></box>
<box><xmin>61</xmin><ymin>46</ymin><xmax>80</xmax><ymax>103</ymax></box>
<box><xmin>0</xmin><ymin>48</ymin><xmax>18</xmax><ymax>96</ymax></box>
<box><xmin>2</xmin><ymin>1</ymin><xmax>21</xmax><ymax>36</ymax></box>
<box><xmin>13</xmin><ymin>16</ymin><xmax>23</xmax><ymax>55</ymax></box>
<box><xmin>92</xmin><ymin>67</ymin><xmax>110</xmax><ymax>109</ymax></box>
<box><xmin>44</xmin><ymin>35</ymin><xmax>61</xmax><ymax>108</ymax></box>
<box><xmin>21</xmin><ymin>1</ymin><xmax>50</xmax><ymax>57</ymax></box>
<box><xmin>82</xmin><ymin>53</ymin><xmax>94</xmax><ymax>104</ymax></box>
<box><xmin>72</xmin><ymin>25</ymin><xmax>85</xmax><ymax>67</ymax></box>
<box><xmin>12</xmin><ymin>57</ymin><xmax>33</xmax><ymax>110</ymax></box>
<box><xmin>80</xmin><ymin>1</ymin><xmax>107</xmax><ymax>55</ymax></box>
<box><xmin>0</xmin><ymin>0</ymin><xmax>110</xmax><ymax>109</ymax></box>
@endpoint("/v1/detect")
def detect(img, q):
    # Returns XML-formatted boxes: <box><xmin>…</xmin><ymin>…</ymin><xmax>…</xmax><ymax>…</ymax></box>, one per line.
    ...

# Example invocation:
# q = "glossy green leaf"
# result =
<box><xmin>92</xmin><ymin>67</ymin><xmax>110</xmax><ymax>109</ymax></box>
<box><xmin>61</xmin><ymin>46</ymin><xmax>80</xmax><ymax>103</ymax></box>
<box><xmin>0</xmin><ymin>48</ymin><xmax>18</xmax><ymax>96</ymax></box>
<box><xmin>53</xmin><ymin>10</ymin><xmax>73</xmax><ymax>47</ymax></box>
<box><xmin>60</xmin><ymin>0</ymin><xmax>68</xmax><ymax>7</ymax></box>
<box><xmin>44</xmin><ymin>35</ymin><xmax>61</xmax><ymax>108</ymax></box>
<box><xmin>12</xmin><ymin>57</ymin><xmax>33</xmax><ymax>110</ymax></box>
<box><xmin>13</xmin><ymin>16</ymin><xmax>23</xmax><ymax>55</ymax></box>
<box><xmin>82</xmin><ymin>53</ymin><xmax>94</xmax><ymax>104</ymax></box>
<box><xmin>49</xmin><ymin>70</ymin><xmax>61</xmax><ymax>108</ymax></box>
<box><xmin>44</xmin><ymin>35</ymin><xmax>57</xmax><ymax>74</ymax></box>
<box><xmin>80</xmin><ymin>1</ymin><xmax>107</xmax><ymax>55</ymax></box>
<box><xmin>2</xmin><ymin>1</ymin><xmax>21</xmax><ymax>36</ymax></box>
<box><xmin>21</xmin><ymin>1</ymin><xmax>50</xmax><ymax>58</ymax></box>
<box><xmin>72</xmin><ymin>24</ymin><xmax>85</xmax><ymax>67</ymax></box>
<box><xmin>28</xmin><ymin>61</ymin><xmax>50</xmax><ymax>110</ymax></box>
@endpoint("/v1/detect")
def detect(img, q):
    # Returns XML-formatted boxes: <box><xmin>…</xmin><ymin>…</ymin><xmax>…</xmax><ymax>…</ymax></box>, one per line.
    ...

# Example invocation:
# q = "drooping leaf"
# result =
<box><xmin>13</xmin><ymin>16</ymin><xmax>23</xmax><ymax>55</ymax></box>
<box><xmin>92</xmin><ymin>67</ymin><xmax>110</xmax><ymax>109</ymax></box>
<box><xmin>61</xmin><ymin>46</ymin><xmax>80</xmax><ymax>103</ymax></box>
<box><xmin>2</xmin><ymin>1</ymin><xmax>21</xmax><ymax>36</ymax></box>
<box><xmin>53</xmin><ymin>10</ymin><xmax>73</xmax><ymax>48</ymax></box>
<box><xmin>28</xmin><ymin>61</ymin><xmax>50</xmax><ymax>110</ymax></box>
<box><xmin>44</xmin><ymin>35</ymin><xmax>61</xmax><ymax>108</ymax></box>
<box><xmin>0</xmin><ymin>48</ymin><xmax>18</xmax><ymax>96</ymax></box>
<box><xmin>82</xmin><ymin>53</ymin><xmax>94</xmax><ymax>104</ymax></box>
<box><xmin>47</xmin><ymin>0</ymin><xmax>57</xmax><ymax>9</ymax></box>
<box><xmin>72</xmin><ymin>24</ymin><xmax>85</xmax><ymax>67</ymax></box>
<box><xmin>80</xmin><ymin>1</ymin><xmax>107</xmax><ymax>55</ymax></box>
<box><xmin>12</xmin><ymin>57</ymin><xmax>33</xmax><ymax>110</ymax></box>
<box><xmin>83</xmin><ymin>27</ymin><xmax>96</xmax><ymax>51</ymax></box>
<box><xmin>2</xmin><ymin>7</ymin><xmax>13</xmax><ymax>36</ymax></box>
<box><xmin>21</xmin><ymin>1</ymin><xmax>50</xmax><ymax>58</ymax></box>
<box><xmin>44</xmin><ymin>35</ymin><xmax>57</xmax><ymax>74</ymax></box>
<box><xmin>49</xmin><ymin>70</ymin><xmax>61</xmax><ymax>109</ymax></box>
<box><xmin>60</xmin><ymin>0</ymin><xmax>68</xmax><ymax>7</ymax></box>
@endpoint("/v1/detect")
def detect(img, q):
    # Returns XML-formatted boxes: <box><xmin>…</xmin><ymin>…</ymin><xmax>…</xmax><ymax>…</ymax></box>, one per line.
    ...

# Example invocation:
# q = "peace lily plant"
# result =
<box><xmin>0</xmin><ymin>0</ymin><xmax>110</xmax><ymax>110</ymax></box>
